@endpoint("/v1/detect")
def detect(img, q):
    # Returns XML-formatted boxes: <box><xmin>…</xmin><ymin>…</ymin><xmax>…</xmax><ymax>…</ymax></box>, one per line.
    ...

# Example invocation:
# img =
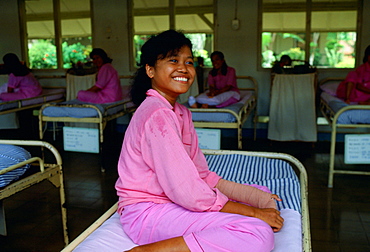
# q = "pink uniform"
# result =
<box><xmin>196</xmin><ymin>66</ymin><xmax>240</xmax><ymax>107</ymax></box>
<box><xmin>115</xmin><ymin>89</ymin><xmax>274</xmax><ymax>251</ymax></box>
<box><xmin>336</xmin><ymin>62</ymin><xmax>370</xmax><ymax>102</ymax></box>
<box><xmin>208</xmin><ymin>66</ymin><xmax>239</xmax><ymax>93</ymax></box>
<box><xmin>0</xmin><ymin>73</ymin><xmax>42</xmax><ymax>101</ymax></box>
<box><xmin>77</xmin><ymin>63</ymin><xmax>122</xmax><ymax>103</ymax></box>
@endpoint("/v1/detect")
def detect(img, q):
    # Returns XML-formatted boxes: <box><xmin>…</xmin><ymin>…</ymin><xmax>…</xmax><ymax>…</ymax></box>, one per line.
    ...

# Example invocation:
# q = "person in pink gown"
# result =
<box><xmin>115</xmin><ymin>30</ymin><xmax>283</xmax><ymax>252</ymax></box>
<box><xmin>77</xmin><ymin>48</ymin><xmax>122</xmax><ymax>104</ymax></box>
<box><xmin>336</xmin><ymin>45</ymin><xmax>370</xmax><ymax>104</ymax></box>
<box><xmin>189</xmin><ymin>51</ymin><xmax>240</xmax><ymax>108</ymax></box>
<box><xmin>0</xmin><ymin>53</ymin><xmax>42</xmax><ymax>101</ymax></box>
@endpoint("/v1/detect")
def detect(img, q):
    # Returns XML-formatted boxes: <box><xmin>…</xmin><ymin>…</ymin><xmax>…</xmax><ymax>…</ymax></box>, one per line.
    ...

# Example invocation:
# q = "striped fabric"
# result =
<box><xmin>0</xmin><ymin>144</ymin><xmax>31</xmax><ymax>188</ymax></box>
<box><xmin>205</xmin><ymin>154</ymin><xmax>301</xmax><ymax>213</ymax></box>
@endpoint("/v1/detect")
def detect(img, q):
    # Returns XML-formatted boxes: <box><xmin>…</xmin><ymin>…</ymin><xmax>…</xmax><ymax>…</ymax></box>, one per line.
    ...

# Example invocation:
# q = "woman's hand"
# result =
<box><xmin>220</xmin><ymin>201</ymin><xmax>284</xmax><ymax>232</ymax></box>
<box><xmin>254</xmin><ymin>208</ymin><xmax>284</xmax><ymax>232</ymax></box>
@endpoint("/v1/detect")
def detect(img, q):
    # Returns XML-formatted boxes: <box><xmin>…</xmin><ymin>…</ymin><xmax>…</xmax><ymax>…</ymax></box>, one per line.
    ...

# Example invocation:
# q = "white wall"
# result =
<box><xmin>0</xmin><ymin>1</ymin><xmax>22</xmax><ymax>58</ymax></box>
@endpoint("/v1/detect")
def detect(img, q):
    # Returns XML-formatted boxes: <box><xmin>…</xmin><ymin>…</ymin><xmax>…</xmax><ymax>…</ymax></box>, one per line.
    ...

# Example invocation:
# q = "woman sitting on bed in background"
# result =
<box><xmin>189</xmin><ymin>51</ymin><xmax>240</xmax><ymax>108</ymax></box>
<box><xmin>116</xmin><ymin>30</ymin><xmax>283</xmax><ymax>252</ymax></box>
<box><xmin>0</xmin><ymin>53</ymin><xmax>42</xmax><ymax>101</ymax></box>
<box><xmin>77</xmin><ymin>48</ymin><xmax>122</xmax><ymax>104</ymax></box>
<box><xmin>336</xmin><ymin>45</ymin><xmax>370</xmax><ymax>104</ymax></box>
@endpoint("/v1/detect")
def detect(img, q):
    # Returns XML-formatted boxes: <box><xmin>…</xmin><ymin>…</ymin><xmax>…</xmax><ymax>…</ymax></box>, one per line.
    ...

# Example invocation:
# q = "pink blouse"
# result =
<box><xmin>208</xmin><ymin>66</ymin><xmax>239</xmax><ymax>93</ymax></box>
<box><xmin>115</xmin><ymin>89</ymin><xmax>228</xmax><ymax>214</ymax></box>
<box><xmin>336</xmin><ymin>62</ymin><xmax>370</xmax><ymax>102</ymax></box>
<box><xmin>6</xmin><ymin>73</ymin><xmax>42</xmax><ymax>98</ymax></box>
<box><xmin>95</xmin><ymin>63</ymin><xmax>122</xmax><ymax>103</ymax></box>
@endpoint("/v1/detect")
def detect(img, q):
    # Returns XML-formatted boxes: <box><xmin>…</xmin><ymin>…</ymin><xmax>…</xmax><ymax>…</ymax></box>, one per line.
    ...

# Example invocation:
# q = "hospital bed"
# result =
<box><xmin>0</xmin><ymin>139</ymin><xmax>68</xmax><ymax>246</ymax></box>
<box><xmin>319</xmin><ymin>77</ymin><xmax>370</xmax><ymax>187</ymax></box>
<box><xmin>188</xmin><ymin>76</ymin><xmax>258</xmax><ymax>149</ymax></box>
<box><xmin>61</xmin><ymin>149</ymin><xmax>311</xmax><ymax>252</ymax></box>
<box><xmin>0</xmin><ymin>87</ymin><xmax>66</xmax><ymax>116</ymax></box>
<box><xmin>38</xmin><ymin>76</ymin><xmax>135</xmax><ymax>148</ymax></box>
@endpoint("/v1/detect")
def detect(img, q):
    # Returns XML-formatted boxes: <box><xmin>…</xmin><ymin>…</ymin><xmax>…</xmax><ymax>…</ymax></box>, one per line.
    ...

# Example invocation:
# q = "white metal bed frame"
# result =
<box><xmin>319</xmin><ymin>77</ymin><xmax>370</xmax><ymax>188</ymax></box>
<box><xmin>38</xmin><ymin>76</ymin><xmax>135</xmax><ymax>145</ymax></box>
<box><xmin>61</xmin><ymin>149</ymin><xmax>311</xmax><ymax>252</ymax></box>
<box><xmin>189</xmin><ymin>76</ymin><xmax>258</xmax><ymax>149</ymax></box>
<box><xmin>0</xmin><ymin>139</ymin><xmax>68</xmax><ymax>246</ymax></box>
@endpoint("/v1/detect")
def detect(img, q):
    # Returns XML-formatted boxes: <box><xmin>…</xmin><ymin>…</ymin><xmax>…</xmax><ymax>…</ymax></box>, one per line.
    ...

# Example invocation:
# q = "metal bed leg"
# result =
<box><xmin>328</xmin><ymin>125</ymin><xmax>337</xmax><ymax>188</ymax></box>
<box><xmin>0</xmin><ymin>200</ymin><xmax>7</xmax><ymax>236</ymax></box>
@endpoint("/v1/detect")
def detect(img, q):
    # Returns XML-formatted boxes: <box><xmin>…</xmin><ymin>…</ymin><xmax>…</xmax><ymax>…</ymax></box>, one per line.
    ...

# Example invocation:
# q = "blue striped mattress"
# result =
<box><xmin>321</xmin><ymin>92</ymin><xmax>370</xmax><ymax>124</ymax></box>
<box><xmin>42</xmin><ymin>99</ymin><xmax>134</xmax><ymax>118</ymax></box>
<box><xmin>205</xmin><ymin>154</ymin><xmax>301</xmax><ymax>213</ymax></box>
<box><xmin>0</xmin><ymin>144</ymin><xmax>31</xmax><ymax>188</ymax></box>
<box><xmin>186</xmin><ymin>90</ymin><xmax>254</xmax><ymax>123</ymax></box>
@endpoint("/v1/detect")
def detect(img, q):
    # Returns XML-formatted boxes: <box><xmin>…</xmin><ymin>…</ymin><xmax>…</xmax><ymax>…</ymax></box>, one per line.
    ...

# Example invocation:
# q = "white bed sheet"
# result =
<box><xmin>72</xmin><ymin>209</ymin><xmax>301</xmax><ymax>252</ymax></box>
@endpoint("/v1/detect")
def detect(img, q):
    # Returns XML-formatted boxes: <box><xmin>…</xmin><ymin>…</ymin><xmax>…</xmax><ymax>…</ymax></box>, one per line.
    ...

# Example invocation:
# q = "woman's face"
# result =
<box><xmin>146</xmin><ymin>46</ymin><xmax>195</xmax><ymax>104</ymax></box>
<box><xmin>92</xmin><ymin>55</ymin><xmax>104</xmax><ymax>68</ymax></box>
<box><xmin>211</xmin><ymin>54</ymin><xmax>224</xmax><ymax>70</ymax></box>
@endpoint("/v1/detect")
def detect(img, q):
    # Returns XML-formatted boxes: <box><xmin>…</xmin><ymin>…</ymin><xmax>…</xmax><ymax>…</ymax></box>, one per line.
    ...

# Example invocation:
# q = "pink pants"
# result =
<box><xmin>120</xmin><ymin>201</ymin><xmax>274</xmax><ymax>252</ymax></box>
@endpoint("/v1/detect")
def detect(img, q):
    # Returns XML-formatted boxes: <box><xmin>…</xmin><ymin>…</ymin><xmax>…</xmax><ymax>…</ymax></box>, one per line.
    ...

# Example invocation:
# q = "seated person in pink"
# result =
<box><xmin>116</xmin><ymin>30</ymin><xmax>283</xmax><ymax>252</ymax></box>
<box><xmin>336</xmin><ymin>45</ymin><xmax>370</xmax><ymax>104</ymax></box>
<box><xmin>77</xmin><ymin>48</ymin><xmax>122</xmax><ymax>104</ymax></box>
<box><xmin>189</xmin><ymin>51</ymin><xmax>240</xmax><ymax>108</ymax></box>
<box><xmin>0</xmin><ymin>53</ymin><xmax>42</xmax><ymax>101</ymax></box>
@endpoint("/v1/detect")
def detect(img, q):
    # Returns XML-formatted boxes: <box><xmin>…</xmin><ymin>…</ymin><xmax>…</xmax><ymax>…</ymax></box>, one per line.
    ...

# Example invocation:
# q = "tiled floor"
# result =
<box><xmin>1</xmin><ymin>123</ymin><xmax>370</xmax><ymax>251</ymax></box>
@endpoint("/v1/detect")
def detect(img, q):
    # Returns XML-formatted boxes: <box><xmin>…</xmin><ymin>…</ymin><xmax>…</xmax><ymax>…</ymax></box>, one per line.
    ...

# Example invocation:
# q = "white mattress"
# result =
<box><xmin>73</xmin><ymin>209</ymin><xmax>301</xmax><ymax>252</ymax></box>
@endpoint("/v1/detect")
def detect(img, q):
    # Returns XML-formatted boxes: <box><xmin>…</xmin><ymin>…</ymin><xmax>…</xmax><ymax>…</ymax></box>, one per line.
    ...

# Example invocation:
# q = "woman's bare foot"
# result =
<box><xmin>125</xmin><ymin>237</ymin><xmax>190</xmax><ymax>252</ymax></box>
<box><xmin>201</xmin><ymin>103</ymin><xmax>209</xmax><ymax>108</ymax></box>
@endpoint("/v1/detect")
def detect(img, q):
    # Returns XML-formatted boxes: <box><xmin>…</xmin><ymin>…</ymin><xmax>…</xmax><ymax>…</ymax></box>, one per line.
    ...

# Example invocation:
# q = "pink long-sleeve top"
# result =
<box><xmin>5</xmin><ymin>73</ymin><xmax>42</xmax><ymax>99</ymax></box>
<box><xmin>115</xmin><ymin>89</ymin><xmax>228</xmax><ymax>215</ymax></box>
<box><xmin>94</xmin><ymin>63</ymin><xmax>122</xmax><ymax>103</ymax></box>
<box><xmin>336</xmin><ymin>62</ymin><xmax>370</xmax><ymax>102</ymax></box>
<box><xmin>208</xmin><ymin>66</ymin><xmax>239</xmax><ymax>93</ymax></box>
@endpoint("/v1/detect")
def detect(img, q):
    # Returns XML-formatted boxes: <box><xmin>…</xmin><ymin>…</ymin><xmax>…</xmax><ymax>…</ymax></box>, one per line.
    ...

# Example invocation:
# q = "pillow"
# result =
<box><xmin>320</xmin><ymin>81</ymin><xmax>340</xmax><ymax>96</ymax></box>
<box><xmin>0</xmin><ymin>144</ymin><xmax>32</xmax><ymax>188</ymax></box>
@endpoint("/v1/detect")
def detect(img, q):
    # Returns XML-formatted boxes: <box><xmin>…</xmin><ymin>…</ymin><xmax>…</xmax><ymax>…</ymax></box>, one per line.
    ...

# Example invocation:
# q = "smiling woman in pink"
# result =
<box><xmin>77</xmin><ymin>48</ymin><xmax>122</xmax><ymax>104</ymax></box>
<box><xmin>115</xmin><ymin>30</ymin><xmax>283</xmax><ymax>252</ymax></box>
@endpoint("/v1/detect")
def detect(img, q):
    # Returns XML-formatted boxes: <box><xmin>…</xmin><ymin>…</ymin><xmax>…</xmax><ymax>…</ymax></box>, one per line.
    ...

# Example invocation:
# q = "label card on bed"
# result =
<box><xmin>195</xmin><ymin>128</ymin><xmax>221</xmax><ymax>150</ymax></box>
<box><xmin>345</xmin><ymin>134</ymin><xmax>370</xmax><ymax>164</ymax></box>
<box><xmin>63</xmin><ymin>127</ymin><xmax>99</xmax><ymax>153</ymax></box>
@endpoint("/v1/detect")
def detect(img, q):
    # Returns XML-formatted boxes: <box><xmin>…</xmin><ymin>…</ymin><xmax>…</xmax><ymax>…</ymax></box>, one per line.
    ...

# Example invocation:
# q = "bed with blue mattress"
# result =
<box><xmin>38</xmin><ymin>85</ymin><xmax>135</xmax><ymax>144</ymax></box>
<box><xmin>61</xmin><ymin>149</ymin><xmax>311</xmax><ymax>252</ymax></box>
<box><xmin>0</xmin><ymin>87</ymin><xmax>66</xmax><ymax>115</ymax></box>
<box><xmin>319</xmin><ymin>77</ymin><xmax>370</xmax><ymax>187</ymax></box>
<box><xmin>187</xmin><ymin>76</ymin><xmax>258</xmax><ymax>149</ymax></box>
<box><xmin>0</xmin><ymin>139</ymin><xmax>68</xmax><ymax>245</ymax></box>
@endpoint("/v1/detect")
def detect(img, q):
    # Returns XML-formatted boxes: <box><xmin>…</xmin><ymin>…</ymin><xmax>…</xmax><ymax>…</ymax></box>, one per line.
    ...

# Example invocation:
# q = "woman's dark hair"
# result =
<box><xmin>130</xmin><ymin>29</ymin><xmax>193</xmax><ymax>106</ymax></box>
<box><xmin>90</xmin><ymin>48</ymin><xmax>113</xmax><ymax>64</ymax></box>
<box><xmin>210</xmin><ymin>51</ymin><xmax>228</xmax><ymax>76</ymax></box>
<box><xmin>280</xmin><ymin>55</ymin><xmax>292</xmax><ymax>65</ymax></box>
<box><xmin>363</xmin><ymin>45</ymin><xmax>370</xmax><ymax>63</ymax></box>
<box><xmin>3</xmin><ymin>53</ymin><xmax>30</xmax><ymax>76</ymax></box>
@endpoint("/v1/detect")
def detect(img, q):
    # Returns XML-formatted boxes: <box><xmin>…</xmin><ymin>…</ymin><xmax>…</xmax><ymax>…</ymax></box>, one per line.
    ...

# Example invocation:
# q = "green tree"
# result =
<box><xmin>28</xmin><ymin>39</ymin><xmax>57</xmax><ymax>69</ymax></box>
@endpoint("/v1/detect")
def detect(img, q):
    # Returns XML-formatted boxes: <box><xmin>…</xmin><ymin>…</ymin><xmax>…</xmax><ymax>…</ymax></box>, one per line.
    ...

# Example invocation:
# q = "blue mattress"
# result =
<box><xmin>186</xmin><ymin>91</ymin><xmax>254</xmax><ymax>123</ymax></box>
<box><xmin>206</xmin><ymin>154</ymin><xmax>301</xmax><ymax>213</ymax></box>
<box><xmin>42</xmin><ymin>99</ymin><xmax>129</xmax><ymax>118</ymax></box>
<box><xmin>321</xmin><ymin>92</ymin><xmax>370</xmax><ymax>124</ymax></box>
<box><xmin>0</xmin><ymin>144</ymin><xmax>31</xmax><ymax>188</ymax></box>
<box><xmin>0</xmin><ymin>88</ymin><xmax>65</xmax><ymax>112</ymax></box>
